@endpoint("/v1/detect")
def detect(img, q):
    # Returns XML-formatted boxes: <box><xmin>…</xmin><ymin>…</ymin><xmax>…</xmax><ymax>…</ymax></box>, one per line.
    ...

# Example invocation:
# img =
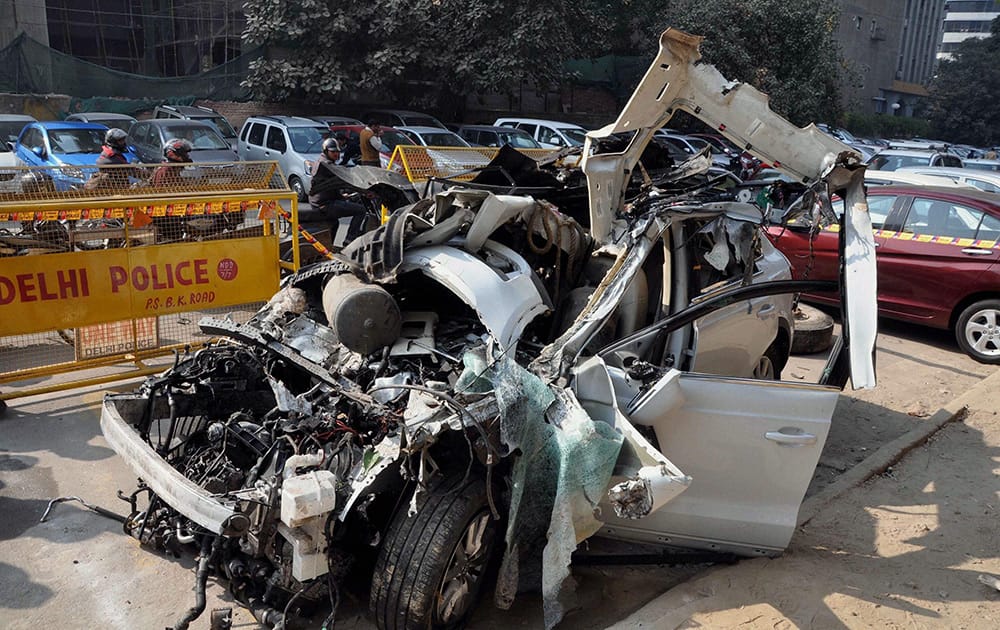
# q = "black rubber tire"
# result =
<box><xmin>289</xmin><ymin>176</ymin><xmax>307</xmax><ymax>202</ymax></box>
<box><xmin>954</xmin><ymin>299</ymin><xmax>1000</xmax><ymax>364</ymax></box>
<box><xmin>791</xmin><ymin>304</ymin><xmax>835</xmax><ymax>355</ymax></box>
<box><xmin>370</xmin><ymin>473</ymin><xmax>500</xmax><ymax>630</ymax></box>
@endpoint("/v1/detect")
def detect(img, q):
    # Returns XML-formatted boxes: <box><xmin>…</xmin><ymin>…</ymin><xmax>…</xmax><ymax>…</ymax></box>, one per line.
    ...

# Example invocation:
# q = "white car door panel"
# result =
<box><xmin>599</xmin><ymin>369</ymin><xmax>837</xmax><ymax>554</ymax></box>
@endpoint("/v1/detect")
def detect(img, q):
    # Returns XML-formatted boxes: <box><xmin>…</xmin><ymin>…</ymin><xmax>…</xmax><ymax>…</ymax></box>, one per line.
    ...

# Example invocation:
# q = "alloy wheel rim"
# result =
<box><xmin>754</xmin><ymin>355</ymin><xmax>775</xmax><ymax>380</ymax></box>
<box><xmin>965</xmin><ymin>307</ymin><xmax>1000</xmax><ymax>357</ymax></box>
<box><xmin>436</xmin><ymin>510</ymin><xmax>493</xmax><ymax>624</ymax></box>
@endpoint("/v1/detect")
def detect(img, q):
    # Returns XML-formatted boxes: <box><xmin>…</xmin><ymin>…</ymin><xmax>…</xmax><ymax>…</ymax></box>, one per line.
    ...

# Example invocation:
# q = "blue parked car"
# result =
<box><xmin>13</xmin><ymin>121</ymin><xmax>136</xmax><ymax>190</ymax></box>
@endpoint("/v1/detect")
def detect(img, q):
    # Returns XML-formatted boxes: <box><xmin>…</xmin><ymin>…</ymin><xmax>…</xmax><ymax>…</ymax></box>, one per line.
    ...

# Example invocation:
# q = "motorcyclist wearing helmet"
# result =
<box><xmin>85</xmin><ymin>127</ymin><xmax>135</xmax><ymax>191</ymax></box>
<box><xmin>150</xmin><ymin>138</ymin><xmax>194</xmax><ymax>241</ymax></box>
<box><xmin>308</xmin><ymin>137</ymin><xmax>368</xmax><ymax>244</ymax></box>
<box><xmin>151</xmin><ymin>138</ymin><xmax>193</xmax><ymax>188</ymax></box>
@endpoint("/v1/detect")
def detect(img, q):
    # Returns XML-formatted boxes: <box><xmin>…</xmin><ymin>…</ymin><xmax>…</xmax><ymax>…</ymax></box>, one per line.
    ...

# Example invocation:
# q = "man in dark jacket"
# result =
<box><xmin>309</xmin><ymin>137</ymin><xmax>368</xmax><ymax>243</ymax></box>
<box><xmin>85</xmin><ymin>128</ymin><xmax>134</xmax><ymax>191</ymax></box>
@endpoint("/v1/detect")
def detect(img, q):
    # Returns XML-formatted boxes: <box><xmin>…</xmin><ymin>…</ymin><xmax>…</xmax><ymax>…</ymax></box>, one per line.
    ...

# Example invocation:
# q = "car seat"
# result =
<box><xmin>925</xmin><ymin>201</ymin><xmax>951</xmax><ymax>236</ymax></box>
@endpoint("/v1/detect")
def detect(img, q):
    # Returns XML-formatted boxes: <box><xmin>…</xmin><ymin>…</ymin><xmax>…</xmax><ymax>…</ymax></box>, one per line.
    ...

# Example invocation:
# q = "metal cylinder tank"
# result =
<box><xmin>322</xmin><ymin>274</ymin><xmax>402</xmax><ymax>355</ymax></box>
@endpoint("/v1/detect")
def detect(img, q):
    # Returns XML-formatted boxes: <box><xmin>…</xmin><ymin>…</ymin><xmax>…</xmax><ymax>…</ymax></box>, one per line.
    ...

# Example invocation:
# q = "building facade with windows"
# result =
<box><xmin>836</xmin><ymin>0</ymin><xmax>946</xmax><ymax>116</ymax></box>
<box><xmin>1</xmin><ymin>0</ymin><xmax>243</xmax><ymax>77</ymax></box>
<box><xmin>939</xmin><ymin>0</ymin><xmax>1000</xmax><ymax>59</ymax></box>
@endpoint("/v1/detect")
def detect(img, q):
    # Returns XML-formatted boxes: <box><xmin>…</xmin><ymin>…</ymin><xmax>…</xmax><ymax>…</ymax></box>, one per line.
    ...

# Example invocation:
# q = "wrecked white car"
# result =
<box><xmin>100</xmin><ymin>29</ymin><xmax>877</xmax><ymax>630</ymax></box>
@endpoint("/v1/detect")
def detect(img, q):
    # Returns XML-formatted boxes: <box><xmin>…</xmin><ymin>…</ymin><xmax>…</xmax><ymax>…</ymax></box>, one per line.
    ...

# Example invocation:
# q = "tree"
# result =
<box><xmin>928</xmin><ymin>18</ymin><xmax>1000</xmax><ymax>145</ymax></box>
<box><xmin>656</xmin><ymin>0</ymin><xmax>844</xmax><ymax>126</ymax></box>
<box><xmin>241</xmin><ymin>0</ymin><xmax>610</xmax><ymax>117</ymax></box>
<box><xmin>242</xmin><ymin>0</ymin><xmax>844</xmax><ymax>125</ymax></box>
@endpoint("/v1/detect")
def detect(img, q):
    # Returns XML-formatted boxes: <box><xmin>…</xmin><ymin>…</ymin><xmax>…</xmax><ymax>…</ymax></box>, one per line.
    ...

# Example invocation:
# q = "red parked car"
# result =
<box><xmin>768</xmin><ymin>185</ymin><xmax>1000</xmax><ymax>363</ymax></box>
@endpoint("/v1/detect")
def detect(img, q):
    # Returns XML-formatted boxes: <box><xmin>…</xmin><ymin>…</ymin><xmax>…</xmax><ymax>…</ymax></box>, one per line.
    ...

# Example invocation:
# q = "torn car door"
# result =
<box><xmin>598</xmin><ymin>366</ymin><xmax>838</xmax><ymax>555</ymax></box>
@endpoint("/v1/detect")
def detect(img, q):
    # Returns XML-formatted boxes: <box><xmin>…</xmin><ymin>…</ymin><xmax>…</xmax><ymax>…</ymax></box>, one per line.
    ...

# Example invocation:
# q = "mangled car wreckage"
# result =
<box><xmin>101</xmin><ymin>30</ymin><xmax>878</xmax><ymax>630</ymax></box>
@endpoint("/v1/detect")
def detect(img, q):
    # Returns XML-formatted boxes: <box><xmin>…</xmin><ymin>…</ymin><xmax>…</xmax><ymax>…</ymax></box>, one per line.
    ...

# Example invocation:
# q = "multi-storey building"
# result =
<box><xmin>939</xmin><ymin>0</ymin><xmax>1000</xmax><ymax>59</ymax></box>
<box><xmin>1</xmin><ymin>0</ymin><xmax>243</xmax><ymax>77</ymax></box>
<box><xmin>837</xmin><ymin>0</ymin><xmax>948</xmax><ymax>116</ymax></box>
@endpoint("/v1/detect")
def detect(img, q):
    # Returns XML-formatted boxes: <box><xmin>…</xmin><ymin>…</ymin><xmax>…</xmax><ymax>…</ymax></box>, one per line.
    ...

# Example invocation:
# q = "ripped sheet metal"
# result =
<box><xmin>583</xmin><ymin>28</ymin><xmax>857</xmax><ymax>243</ymax></box>
<box><xmin>832</xmin><ymin>165</ymin><xmax>878</xmax><ymax>389</ymax></box>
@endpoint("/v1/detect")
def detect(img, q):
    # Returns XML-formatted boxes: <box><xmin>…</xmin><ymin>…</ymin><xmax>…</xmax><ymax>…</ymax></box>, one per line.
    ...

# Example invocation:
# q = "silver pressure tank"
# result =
<box><xmin>322</xmin><ymin>273</ymin><xmax>402</xmax><ymax>355</ymax></box>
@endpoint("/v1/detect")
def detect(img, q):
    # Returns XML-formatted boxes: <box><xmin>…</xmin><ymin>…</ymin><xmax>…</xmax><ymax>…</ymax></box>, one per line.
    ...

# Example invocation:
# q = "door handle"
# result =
<box><xmin>961</xmin><ymin>248</ymin><xmax>993</xmax><ymax>256</ymax></box>
<box><xmin>765</xmin><ymin>429</ymin><xmax>817</xmax><ymax>446</ymax></box>
<box><xmin>756</xmin><ymin>303</ymin><xmax>775</xmax><ymax>316</ymax></box>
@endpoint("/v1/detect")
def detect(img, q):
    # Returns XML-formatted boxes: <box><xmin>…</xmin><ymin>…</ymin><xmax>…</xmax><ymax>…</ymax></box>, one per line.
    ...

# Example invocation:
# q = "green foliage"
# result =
<box><xmin>842</xmin><ymin>111</ymin><xmax>931</xmax><ymax>140</ymax></box>
<box><xmin>927</xmin><ymin>17</ymin><xmax>1000</xmax><ymax>145</ymax></box>
<box><xmin>242</xmin><ymin>0</ymin><xmax>843</xmax><ymax>125</ymax></box>
<box><xmin>242</xmin><ymin>0</ymin><xmax>610</xmax><ymax>114</ymax></box>
<box><xmin>657</xmin><ymin>0</ymin><xmax>843</xmax><ymax>126</ymax></box>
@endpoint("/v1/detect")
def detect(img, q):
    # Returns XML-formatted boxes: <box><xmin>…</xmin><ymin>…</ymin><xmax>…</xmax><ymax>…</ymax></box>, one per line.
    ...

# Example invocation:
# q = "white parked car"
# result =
<box><xmin>867</xmin><ymin>148</ymin><xmax>964</xmax><ymax>171</ymax></box>
<box><xmin>493</xmin><ymin>117</ymin><xmax>588</xmax><ymax>149</ymax></box>
<box><xmin>238</xmin><ymin>115</ymin><xmax>330</xmax><ymax>201</ymax></box>
<box><xmin>864</xmin><ymin>169</ymin><xmax>975</xmax><ymax>189</ymax></box>
<box><xmin>396</xmin><ymin>125</ymin><xmax>471</xmax><ymax>147</ymax></box>
<box><xmin>100</xmin><ymin>28</ymin><xmax>877</xmax><ymax>630</ymax></box>
<box><xmin>898</xmin><ymin>166</ymin><xmax>1000</xmax><ymax>194</ymax></box>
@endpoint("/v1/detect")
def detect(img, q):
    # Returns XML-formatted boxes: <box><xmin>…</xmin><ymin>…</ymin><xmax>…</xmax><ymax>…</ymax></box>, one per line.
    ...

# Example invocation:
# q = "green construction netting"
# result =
<box><xmin>0</xmin><ymin>32</ymin><xmax>260</xmax><ymax>103</ymax></box>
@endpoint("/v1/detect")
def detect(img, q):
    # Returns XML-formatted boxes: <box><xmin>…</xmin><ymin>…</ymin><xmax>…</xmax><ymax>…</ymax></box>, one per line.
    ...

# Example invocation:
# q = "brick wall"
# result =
<box><xmin>193</xmin><ymin>84</ymin><xmax>621</xmax><ymax>132</ymax></box>
<box><xmin>0</xmin><ymin>93</ymin><xmax>72</xmax><ymax>120</ymax></box>
<box><xmin>195</xmin><ymin>100</ymin><xmax>330</xmax><ymax>131</ymax></box>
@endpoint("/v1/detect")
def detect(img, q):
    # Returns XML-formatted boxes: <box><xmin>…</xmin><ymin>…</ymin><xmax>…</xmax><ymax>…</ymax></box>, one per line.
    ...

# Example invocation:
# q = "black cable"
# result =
<box><xmin>366</xmin><ymin>383</ymin><xmax>500</xmax><ymax>517</ymax></box>
<box><xmin>278</xmin><ymin>581</ymin><xmax>312</xmax><ymax>630</ymax></box>
<box><xmin>172</xmin><ymin>536</ymin><xmax>222</xmax><ymax>630</ymax></box>
<box><xmin>365</xmin><ymin>384</ymin><xmax>496</xmax><ymax>458</ymax></box>
<box><xmin>321</xmin><ymin>572</ymin><xmax>340</xmax><ymax>630</ymax></box>
<box><xmin>39</xmin><ymin>496</ymin><xmax>127</xmax><ymax>524</ymax></box>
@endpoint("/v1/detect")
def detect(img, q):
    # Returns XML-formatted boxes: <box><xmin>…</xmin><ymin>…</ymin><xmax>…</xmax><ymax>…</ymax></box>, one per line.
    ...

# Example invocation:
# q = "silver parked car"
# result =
<box><xmin>396</xmin><ymin>125</ymin><xmax>471</xmax><ymax>147</ymax></box>
<box><xmin>238</xmin><ymin>115</ymin><xmax>330</xmax><ymax>201</ymax></box>
<box><xmin>100</xmin><ymin>28</ymin><xmax>877</xmax><ymax>630</ymax></box>
<box><xmin>127</xmin><ymin>119</ymin><xmax>239</xmax><ymax>164</ymax></box>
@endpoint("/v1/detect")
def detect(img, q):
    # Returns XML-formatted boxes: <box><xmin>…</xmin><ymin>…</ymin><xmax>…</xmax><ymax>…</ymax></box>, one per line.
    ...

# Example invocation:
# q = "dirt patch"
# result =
<box><xmin>788</xmin><ymin>316</ymin><xmax>995</xmax><ymax>498</ymax></box>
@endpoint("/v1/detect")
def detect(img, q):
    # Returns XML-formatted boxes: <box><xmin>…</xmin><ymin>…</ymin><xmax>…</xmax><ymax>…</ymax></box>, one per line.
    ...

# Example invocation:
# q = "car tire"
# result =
<box><xmin>370</xmin><ymin>472</ymin><xmax>500</xmax><ymax>630</ymax></box>
<box><xmin>955</xmin><ymin>299</ymin><xmax>1000</xmax><ymax>364</ymax></box>
<box><xmin>289</xmin><ymin>176</ymin><xmax>307</xmax><ymax>202</ymax></box>
<box><xmin>791</xmin><ymin>304</ymin><xmax>834</xmax><ymax>355</ymax></box>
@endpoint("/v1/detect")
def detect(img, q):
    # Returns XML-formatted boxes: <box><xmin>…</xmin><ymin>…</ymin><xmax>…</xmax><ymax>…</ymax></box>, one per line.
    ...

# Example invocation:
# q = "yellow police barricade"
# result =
<box><xmin>387</xmin><ymin>145</ymin><xmax>560</xmax><ymax>184</ymax></box>
<box><xmin>0</xmin><ymin>161</ymin><xmax>305</xmax><ymax>404</ymax></box>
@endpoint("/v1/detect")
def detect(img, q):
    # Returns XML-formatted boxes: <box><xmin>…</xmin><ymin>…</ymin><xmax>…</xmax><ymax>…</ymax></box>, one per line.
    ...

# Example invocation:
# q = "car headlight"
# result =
<box><xmin>304</xmin><ymin>159</ymin><xmax>314</xmax><ymax>172</ymax></box>
<box><xmin>62</xmin><ymin>166</ymin><xmax>84</xmax><ymax>180</ymax></box>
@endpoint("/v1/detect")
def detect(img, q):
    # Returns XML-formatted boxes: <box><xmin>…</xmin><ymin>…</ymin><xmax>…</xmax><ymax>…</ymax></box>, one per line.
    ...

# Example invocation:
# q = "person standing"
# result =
<box><xmin>309</xmin><ymin>137</ymin><xmax>368</xmax><ymax>243</ymax></box>
<box><xmin>359</xmin><ymin>120</ymin><xmax>384</xmax><ymax>167</ymax></box>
